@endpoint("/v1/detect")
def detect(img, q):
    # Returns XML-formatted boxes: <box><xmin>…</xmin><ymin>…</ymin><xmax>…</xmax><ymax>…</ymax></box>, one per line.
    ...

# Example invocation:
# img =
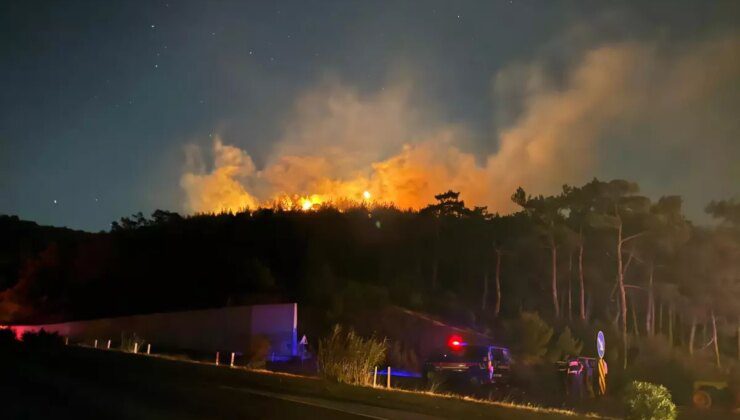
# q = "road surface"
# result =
<box><xmin>1</xmin><ymin>346</ymin><xmax>439</xmax><ymax>420</ymax></box>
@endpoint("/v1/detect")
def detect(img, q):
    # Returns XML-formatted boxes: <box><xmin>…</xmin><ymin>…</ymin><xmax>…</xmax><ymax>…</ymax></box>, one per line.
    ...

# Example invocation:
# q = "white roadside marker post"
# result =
<box><xmin>387</xmin><ymin>366</ymin><xmax>391</xmax><ymax>388</ymax></box>
<box><xmin>65</xmin><ymin>337</ymin><xmax>69</xmax><ymax>346</ymax></box>
<box><xmin>107</xmin><ymin>339</ymin><xmax>111</xmax><ymax>349</ymax></box>
<box><xmin>373</xmin><ymin>367</ymin><xmax>378</xmax><ymax>387</ymax></box>
<box><xmin>94</xmin><ymin>339</ymin><xmax>98</xmax><ymax>348</ymax></box>
<box><xmin>147</xmin><ymin>343</ymin><xmax>151</xmax><ymax>355</ymax></box>
<box><xmin>133</xmin><ymin>342</ymin><xmax>139</xmax><ymax>354</ymax></box>
<box><xmin>230</xmin><ymin>352</ymin><xmax>235</xmax><ymax>367</ymax></box>
<box><xmin>216</xmin><ymin>351</ymin><xmax>220</xmax><ymax>365</ymax></box>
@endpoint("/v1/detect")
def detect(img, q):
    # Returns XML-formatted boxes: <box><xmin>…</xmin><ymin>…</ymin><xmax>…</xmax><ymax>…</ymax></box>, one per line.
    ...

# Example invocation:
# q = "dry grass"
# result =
<box><xmin>317</xmin><ymin>324</ymin><xmax>387</xmax><ymax>385</ymax></box>
<box><xmin>84</xmin><ymin>343</ymin><xmax>606</xmax><ymax>419</ymax></box>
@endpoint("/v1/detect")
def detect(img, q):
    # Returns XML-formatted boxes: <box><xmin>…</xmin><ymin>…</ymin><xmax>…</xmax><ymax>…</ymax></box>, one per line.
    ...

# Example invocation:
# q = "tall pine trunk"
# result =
<box><xmin>689</xmin><ymin>315</ymin><xmax>697</xmax><ymax>356</ymax></box>
<box><xmin>668</xmin><ymin>304</ymin><xmax>674</xmax><ymax>346</ymax></box>
<box><xmin>578</xmin><ymin>237</ymin><xmax>586</xmax><ymax>321</ymax></box>
<box><xmin>550</xmin><ymin>238</ymin><xmax>560</xmax><ymax>318</ymax></box>
<box><xmin>568</xmin><ymin>251</ymin><xmax>573</xmax><ymax>320</ymax></box>
<box><xmin>737</xmin><ymin>316</ymin><xmax>740</xmax><ymax>361</ymax></box>
<box><xmin>631</xmin><ymin>296</ymin><xmax>640</xmax><ymax>337</ymax></box>
<box><xmin>494</xmin><ymin>249</ymin><xmax>502</xmax><ymax>318</ymax></box>
<box><xmin>617</xmin><ymin>222</ymin><xmax>628</xmax><ymax>369</ymax></box>
<box><xmin>646</xmin><ymin>263</ymin><xmax>655</xmax><ymax>336</ymax></box>
<box><xmin>652</xmin><ymin>297</ymin><xmax>656</xmax><ymax>336</ymax></box>
<box><xmin>481</xmin><ymin>269</ymin><xmax>489</xmax><ymax>311</ymax></box>
<box><xmin>711</xmin><ymin>309</ymin><xmax>721</xmax><ymax>368</ymax></box>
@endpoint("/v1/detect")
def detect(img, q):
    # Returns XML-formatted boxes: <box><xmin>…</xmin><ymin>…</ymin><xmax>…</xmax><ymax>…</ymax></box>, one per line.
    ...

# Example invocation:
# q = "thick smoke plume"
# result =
<box><xmin>182</xmin><ymin>34</ymin><xmax>740</xmax><ymax>214</ymax></box>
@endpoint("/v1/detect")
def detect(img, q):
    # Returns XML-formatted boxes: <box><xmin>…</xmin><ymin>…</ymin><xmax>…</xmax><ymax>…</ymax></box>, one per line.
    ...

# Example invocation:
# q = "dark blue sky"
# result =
<box><xmin>1</xmin><ymin>0</ymin><xmax>738</xmax><ymax>231</ymax></box>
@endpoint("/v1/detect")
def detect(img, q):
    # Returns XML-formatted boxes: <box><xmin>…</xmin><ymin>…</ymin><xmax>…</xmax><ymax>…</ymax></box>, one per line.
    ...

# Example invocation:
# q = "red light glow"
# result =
<box><xmin>447</xmin><ymin>335</ymin><xmax>465</xmax><ymax>350</ymax></box>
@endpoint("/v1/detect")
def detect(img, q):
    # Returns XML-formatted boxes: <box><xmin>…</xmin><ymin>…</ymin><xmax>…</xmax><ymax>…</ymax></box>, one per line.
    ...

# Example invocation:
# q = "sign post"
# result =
<box><xmin>596</xmin><ymin>331</ymin><xmax>607</xmax><ymax>396</ymax></box>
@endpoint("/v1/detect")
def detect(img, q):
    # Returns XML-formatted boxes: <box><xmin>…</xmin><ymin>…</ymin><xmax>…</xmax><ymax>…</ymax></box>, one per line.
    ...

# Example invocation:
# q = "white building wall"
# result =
<box><xmin>2</xmin><ymin>303</ymin><xmax>298</xmax><ymax>358</ymax></box>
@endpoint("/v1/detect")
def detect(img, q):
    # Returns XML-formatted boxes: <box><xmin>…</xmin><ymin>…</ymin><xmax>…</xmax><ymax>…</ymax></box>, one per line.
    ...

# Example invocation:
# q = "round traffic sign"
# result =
<box><xmin>597</xmin><ymin>330</ymin><xmax>606</xmax><ymax>359</ymax></box>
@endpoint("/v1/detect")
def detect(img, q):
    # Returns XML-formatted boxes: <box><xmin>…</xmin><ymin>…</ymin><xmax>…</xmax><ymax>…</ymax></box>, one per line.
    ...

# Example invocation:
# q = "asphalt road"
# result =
<box><xmin>0</xmin><ymin>347</ymin><xmax>438</xmax><ymax>420</ymax></box>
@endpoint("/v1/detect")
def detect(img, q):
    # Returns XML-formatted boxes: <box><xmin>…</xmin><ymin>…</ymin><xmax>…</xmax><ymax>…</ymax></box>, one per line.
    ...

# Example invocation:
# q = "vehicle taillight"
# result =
<box><xmin>447</xmin><ymin>335</ymin><xmax>465</xmax><ymax>350</ymax></box>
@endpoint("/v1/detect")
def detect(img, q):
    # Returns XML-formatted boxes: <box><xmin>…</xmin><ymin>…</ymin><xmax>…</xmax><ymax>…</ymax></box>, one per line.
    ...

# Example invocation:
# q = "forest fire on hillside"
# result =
<box><xmin>180</xmin><ymin>34</ymin><xmax>739</xmax><ymax>217</ymax></box>
<box><xmin>267</xmin><ymin>191</ymin><xmax>374</xmax><ymax>212</ymax></box>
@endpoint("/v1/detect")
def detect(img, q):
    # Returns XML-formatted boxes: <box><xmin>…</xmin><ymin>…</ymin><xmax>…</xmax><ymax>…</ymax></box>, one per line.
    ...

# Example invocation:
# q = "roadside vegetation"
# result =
<box><xmin>120</xmin><ymin>332</ymin><xmax>146</xmax><ymax>353</ymax></box>
<box><xmin>624</xmin><ymin>381</ymin><xmax>677</xmax><ymax>420</ymax></box>
<box><xmin>0</xmin><ymin>329</ymin><xmax>719</xmax><ymax>418</ymax></box>
<box><xmin>0</xmin><ymin>178</ymin><xmax>738</xmax><ymax>409</ymax></box>
<box><xmin>2</xmin><ymin>337</ymin><xmax>590</xmax><ymax>419</ymax></box>
<box><xmin>317</xmin><ymin>324</ymin><xmax>387</xmax><ymax>385</ymax></box>
<box><xmin>21</xmin><ymin>329</ymin><xmax>64</xmax><ymax>348</ymax></box>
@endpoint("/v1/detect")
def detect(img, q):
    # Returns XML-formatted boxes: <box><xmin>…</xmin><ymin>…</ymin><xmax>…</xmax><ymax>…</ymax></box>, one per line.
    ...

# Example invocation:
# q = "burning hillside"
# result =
<box><xmin>180</xmin><ymin>35</ymin><xmax>740</xmax><ymax>215</ymax></box>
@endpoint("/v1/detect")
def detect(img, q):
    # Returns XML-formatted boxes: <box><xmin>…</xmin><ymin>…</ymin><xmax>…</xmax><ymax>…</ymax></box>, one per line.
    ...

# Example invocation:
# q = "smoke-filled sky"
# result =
<box><xmin>1</xmin><ymin>0</ymin><xmax>739</xmax><ymax>231</ymax></box>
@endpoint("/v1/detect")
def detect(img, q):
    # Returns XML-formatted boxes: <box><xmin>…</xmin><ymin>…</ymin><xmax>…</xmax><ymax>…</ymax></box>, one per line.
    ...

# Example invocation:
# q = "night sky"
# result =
<box><xmin>1</xmin><ymin>0</ymin><xmax>738</xmax><ymax>231</ymax></box>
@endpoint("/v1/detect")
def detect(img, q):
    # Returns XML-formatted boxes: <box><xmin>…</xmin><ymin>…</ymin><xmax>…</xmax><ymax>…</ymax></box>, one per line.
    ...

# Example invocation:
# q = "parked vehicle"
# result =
<box><xmin>557</xmin><ymin>356</ymin><xmax>598</xmax><ymax>398</ymax></box>
<box><xmin>692</xmin><ymin>380</ymin><xmax>738</xmax><ymax>411</ymax></box>
<box><xmin>423</xmin><ymin>336</ymin><xmax>512</xmax><ymax>387</ymax></box>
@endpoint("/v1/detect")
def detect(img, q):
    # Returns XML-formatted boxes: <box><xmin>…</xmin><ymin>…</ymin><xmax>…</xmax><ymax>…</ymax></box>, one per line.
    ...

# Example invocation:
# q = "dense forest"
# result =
<box><xmin>1</xmin><ymin>178</ymin><xmax>739</xmax><ymax>380</ymax></box>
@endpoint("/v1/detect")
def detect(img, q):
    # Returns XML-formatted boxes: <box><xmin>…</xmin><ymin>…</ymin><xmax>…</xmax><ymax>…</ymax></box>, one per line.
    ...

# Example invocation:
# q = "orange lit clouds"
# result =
<box><xmin>181</xmin><ymin>35</ymin><xmax>740</xmax><ymax>214</ymax></box>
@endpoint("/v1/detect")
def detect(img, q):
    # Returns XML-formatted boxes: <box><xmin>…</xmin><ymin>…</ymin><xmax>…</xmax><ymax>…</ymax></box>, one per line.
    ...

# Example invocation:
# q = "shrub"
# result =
<box><xmin>120</xmin><ymin>332</ymin><xmax>146</xmax><ymax>353</ymax></box>
<box><xmin>387</xmin><ymin>340</ymin><xmax>420</xmax><ymax>372</ymax></box>
<box><xmin>317</xmin><ymin>324</ymin><xmax>387</xmax><ymax>385</ymax></box>
<box><xmin>625</xmin><ymin>337</ymin><xmax>697</xmax><ymax>404</ymax></box>
<box><xmin>507</xmin><ymin>311</ymin><xmax>553</xmax><ymax>362</ymax></box>
<box><xmin>245</xmin><ymin>334</ymin><xmax>271</xmax><ymax>368</ymax></box>
<box><xmin>21</xmin><ymin>329</ymin><xmax>63</xmax><ymax>348</ymax></box>
<box><xmin>0</xmin><ymin>327</ymin><xmax>18</xmax><ymax>350</ymax></box>
<box><xmin>547</xmin><ymin>326</ymin><xmax>583</xmax><ymax>362</ymax></box>
<box><xmin>624</xmin><ymin>381</ymin><xmax>677</xmax><ymax>420</ymax></box>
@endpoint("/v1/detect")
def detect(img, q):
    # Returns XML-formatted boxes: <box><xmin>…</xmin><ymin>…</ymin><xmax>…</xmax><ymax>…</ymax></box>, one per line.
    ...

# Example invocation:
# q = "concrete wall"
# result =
<box><xmin>3</xmin><ymin>303</ymin><xmax>298</xmax><ymax>358</ymax></box>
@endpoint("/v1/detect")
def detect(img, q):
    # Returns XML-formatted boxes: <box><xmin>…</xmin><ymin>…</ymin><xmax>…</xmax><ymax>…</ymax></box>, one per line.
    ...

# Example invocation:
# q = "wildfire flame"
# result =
<box><xmin>181</xmin><ymin>36</ymin><xmax>740</xmax><ymax>217</ymax></box>
<box><xmin>299</xmin><ymin>195</ymin><xmax>324</xmax><ymax>211</ymax></box>
<box><xmin>278</xmin><ymin>192</ymin><xmax>371</xmax><ymax>212</ymax></box>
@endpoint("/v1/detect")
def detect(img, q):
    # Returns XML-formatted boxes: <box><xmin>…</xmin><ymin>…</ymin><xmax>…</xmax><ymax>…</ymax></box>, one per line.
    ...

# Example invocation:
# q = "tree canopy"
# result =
<box><xmin>0</xmin><ymin>178</ymin><xmax>738</xmax><ymax>373</ymax></box>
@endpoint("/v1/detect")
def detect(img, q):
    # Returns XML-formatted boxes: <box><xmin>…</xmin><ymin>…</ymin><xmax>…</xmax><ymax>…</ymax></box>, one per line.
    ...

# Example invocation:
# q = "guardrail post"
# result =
<box><xmin>107</xmin><ymin>339</ymin><xmax>111</xmax><ymax>349</ymax></box>
<box><xmin>133</xmin><ymin>342</ymin><xmax>139</xmax><ymax>353</ymax></box>
<box><xmin>230</xmin><ymin>352</ymin><xmax>235</xmax><ymax>367</ymax></box>
<box><xmin>387</xmin><ymin>366</ymin><xmax>391</xmax><ymax>388</ymax></box>
<box><xmin>94</xmin><ymin>339</ymin><xmax>98</xmax><ymax>348</ymax></box>
<box><xmin>147</xmin><ymin>343</ymin><xmax>151</xmax><ymax>354</ymax></box>
<box><xmin>216</xmin><ymin>351</ymin><xmax>220</xmax><ymax>365</ymax></box>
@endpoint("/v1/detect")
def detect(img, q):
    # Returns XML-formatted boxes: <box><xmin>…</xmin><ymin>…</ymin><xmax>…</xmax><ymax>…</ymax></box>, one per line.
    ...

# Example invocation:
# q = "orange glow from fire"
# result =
<box><xmin>270</xmin><ymin>194</ymin><xmax>332</xmax><ymax>211</ymax></box>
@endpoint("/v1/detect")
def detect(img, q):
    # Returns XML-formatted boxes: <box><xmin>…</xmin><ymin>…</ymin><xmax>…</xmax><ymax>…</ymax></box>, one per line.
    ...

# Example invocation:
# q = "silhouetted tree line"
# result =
<box><xmin>0</xmin><ymin>179</ymin><xmax>739</xmax><ymax>371</ymax></box>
